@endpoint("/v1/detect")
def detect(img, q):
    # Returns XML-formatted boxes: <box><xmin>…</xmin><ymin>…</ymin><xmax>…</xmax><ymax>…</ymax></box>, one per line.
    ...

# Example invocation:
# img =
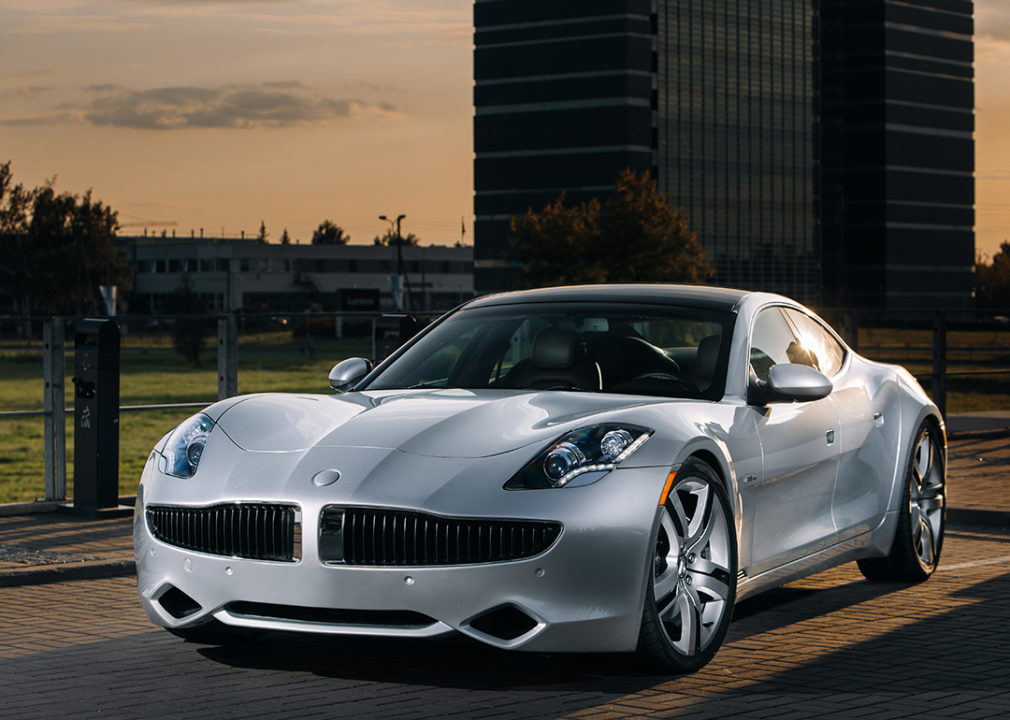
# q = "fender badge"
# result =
<box><xmin>312</xmin><ymin>469</ymin><xmax>341</xmax><ymax>487</ymax></box>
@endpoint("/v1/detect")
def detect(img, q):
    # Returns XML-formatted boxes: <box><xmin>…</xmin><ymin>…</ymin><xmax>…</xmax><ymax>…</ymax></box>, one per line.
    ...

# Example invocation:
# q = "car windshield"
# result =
<box><xmin>364</xmin><ymin>301</ymin><xmax>735</xmax><ymax>400</ymax></box>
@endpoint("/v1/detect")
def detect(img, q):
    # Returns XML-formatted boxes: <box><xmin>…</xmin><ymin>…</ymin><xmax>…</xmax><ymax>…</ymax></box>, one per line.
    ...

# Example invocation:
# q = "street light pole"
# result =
<box><xmin>379</xmin><ymin>214</ymin><xmax>411</xmax><ymax>311</ymax></box>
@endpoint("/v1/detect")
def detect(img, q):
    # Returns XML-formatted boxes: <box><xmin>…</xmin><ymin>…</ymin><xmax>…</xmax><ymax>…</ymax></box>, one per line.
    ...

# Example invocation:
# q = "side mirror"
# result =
<box><xmin>329</xmin><ymin>357</ymin><xmax>372</xmax><ymax>393</ymax></box>
<box><xmin>749</xmin><ymin>363</ymin><xmax>832</xmax><ymax>405</ymax></box>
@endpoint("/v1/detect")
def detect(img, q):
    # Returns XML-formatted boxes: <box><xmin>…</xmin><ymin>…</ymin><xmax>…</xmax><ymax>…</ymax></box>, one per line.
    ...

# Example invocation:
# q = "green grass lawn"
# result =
<box><xmin>2</xmin><ymin>326</ymin><xmax>1010</xmax><ymax>504</ymax></box>
<box><xmin>0</xmin><ymin>331</ymin><xmax>370</xmax><ymax>504</ymax></box>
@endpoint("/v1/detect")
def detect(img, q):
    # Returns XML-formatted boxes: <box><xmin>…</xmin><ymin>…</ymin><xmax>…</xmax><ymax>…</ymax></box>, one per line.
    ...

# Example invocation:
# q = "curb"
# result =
<box><xmin>947</xmin><ymin>507</ymin><xmax>1010</xmax><ymax>529</ymax></box>
<box><xmin>0</xmin><ymin>497</ymin><xmax>137</xmax><ymax>517</ymax></box>
<box><xmin>0</xmin><ymin>560</ymin><xmax>136</xmax><ymax>588</ymax></box>
<box><xmin>946</xmin><ymin>428</ymin><xmax>1010</xmax><ymax>441</ymax></box>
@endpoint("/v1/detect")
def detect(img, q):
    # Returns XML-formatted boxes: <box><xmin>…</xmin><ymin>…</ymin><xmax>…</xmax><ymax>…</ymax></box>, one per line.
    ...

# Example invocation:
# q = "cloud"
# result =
<box><xmin>0</xmin><ymin>82</ymin><xmax>400</xmax><ymax>129</ymax></box>
<box><xmin>3</xmin><ymin>68</ymin><xmax>61</xmax><ymax>84</ymax></box>
<box><xmin>344</xmin><ymin>81</ymin><xmax>407</xmax><ymax>94</ymax></box>
<box><xmin>977</xmin><ymin>3</ymin><xmax>1010</xmax><ymax>42</ymax></box>
<box><xmin>84</xmin><ymin>83</ymin><xmax>129</xmax><ymax>93</ymax></box>
<box><xmin>262</xmin><ymin>80</ymin><xmax>306</xmax><ymax>90</ymax></box>
<box><xmin>15</xmin><ymin>86</ymin><xmax>57</xmax><ymax>100</ymax></box>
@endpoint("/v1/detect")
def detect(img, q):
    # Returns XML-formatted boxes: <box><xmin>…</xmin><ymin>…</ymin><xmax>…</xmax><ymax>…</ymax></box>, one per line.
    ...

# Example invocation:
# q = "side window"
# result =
<box><xmin>783</xmin><ymin>309</ymin><xmax>846</xmax><ymax>378</ymax></box>
<box><xmin>749</xmin><ymin>309</ymin><xmax>798</xmax><ymax>382</ymax></box>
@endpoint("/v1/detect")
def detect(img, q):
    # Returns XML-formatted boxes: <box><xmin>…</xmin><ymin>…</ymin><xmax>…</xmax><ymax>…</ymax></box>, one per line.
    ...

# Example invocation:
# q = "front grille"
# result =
<box><xmin>147</xmin><ymin>503</ymin><xmax>301</xmax><ymax>562</ymax></box>
<box><xmin>320</xmin><ymin>506</ymin><xmax>562</xmax><ymax>566</ymax></box>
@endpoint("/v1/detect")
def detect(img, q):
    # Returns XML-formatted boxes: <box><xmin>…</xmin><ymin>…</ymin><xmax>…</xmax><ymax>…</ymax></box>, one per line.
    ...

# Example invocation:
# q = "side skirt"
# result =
<box><xmin>736</xmin><ymin>509</ymin><xmax>897</xmax><ymax>602</ymax></box>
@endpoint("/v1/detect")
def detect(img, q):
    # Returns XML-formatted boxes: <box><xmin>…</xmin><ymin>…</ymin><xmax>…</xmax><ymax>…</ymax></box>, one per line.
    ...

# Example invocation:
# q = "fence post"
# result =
<box><xmin>41</xmin><ymin>317</ymin><xmax>67</xmax><ymax>502</ymax></box>
<box><xmin>43</xmin><ymin>319</ymin><xmax>55</xmax><ymax>501</ymax></box>
<box><xmin>54</xmin><ymin>317</ymin><xmax>66</xmax><ymax>500</ymax></box>
<box><xmin>218</xmin><ymin>314</ymin><xmax>238</xmax><ymax>400</ymax></box>
<box><xmin>932</xmin><ymin>311</ymin><xmax>947</xmax><ymax>418</ymax></box>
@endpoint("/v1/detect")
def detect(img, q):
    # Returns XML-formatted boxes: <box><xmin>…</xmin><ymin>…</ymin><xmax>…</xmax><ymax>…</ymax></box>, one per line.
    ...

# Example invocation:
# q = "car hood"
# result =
<box><xmin>212</xmin><ymin>389</ymin><xmax>654</xmax><ymax>458</ymax></box>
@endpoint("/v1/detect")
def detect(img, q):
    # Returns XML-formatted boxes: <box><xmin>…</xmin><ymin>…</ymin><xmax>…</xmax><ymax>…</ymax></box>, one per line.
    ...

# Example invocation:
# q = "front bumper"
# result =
<box><xmin>134</xmin><ymin>453</ymin><xmax>666</xmax><ymax>653</ymax></box>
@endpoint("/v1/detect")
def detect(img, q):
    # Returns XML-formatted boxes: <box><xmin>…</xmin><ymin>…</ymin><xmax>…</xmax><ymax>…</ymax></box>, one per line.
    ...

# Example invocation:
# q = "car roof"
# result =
<box><xmin>465</xmin><ymin>284</ymin><xmax>751</xmax><ymax>312</ymax></box>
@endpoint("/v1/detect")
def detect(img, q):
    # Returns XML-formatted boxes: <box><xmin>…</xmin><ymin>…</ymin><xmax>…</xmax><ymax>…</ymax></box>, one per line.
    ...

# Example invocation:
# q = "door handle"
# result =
<box><xmin>826</xmin><ymin>429</ymin><xmax>835</xmax><ymax>445</ymax></box>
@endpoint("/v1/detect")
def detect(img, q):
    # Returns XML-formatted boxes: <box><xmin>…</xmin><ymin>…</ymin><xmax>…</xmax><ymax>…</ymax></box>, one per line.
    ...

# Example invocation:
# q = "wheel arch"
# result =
<box><xmin>888</xmin><ymin>408</ymin><xmax>946</xmax><ymax>515</ymax></box>
<box><xmin>686</xmin><ymin>449</ymin><xmax>728</xmax><ymax>488</ymax></box>
<box><xmin>671</xmin><ymin>440</ymin><xmax>737</xmax><ymax>517</ymax></box>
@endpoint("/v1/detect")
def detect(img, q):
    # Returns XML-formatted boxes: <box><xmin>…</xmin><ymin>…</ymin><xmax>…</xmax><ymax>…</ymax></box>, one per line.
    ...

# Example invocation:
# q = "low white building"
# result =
<box><xmin>121</xmin><ymin>236</ymin><xmax>474</xmax><ymax>315</ymax></box>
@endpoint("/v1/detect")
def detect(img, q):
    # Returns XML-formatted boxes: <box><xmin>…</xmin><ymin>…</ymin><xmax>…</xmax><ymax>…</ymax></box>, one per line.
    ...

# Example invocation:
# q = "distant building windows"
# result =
<box><xmin>136</xmin><ymin>259</ymin><xmax>167</xmax><ymax>274</ymax></box>
<box><xmin>198</xmin><ymin>293</ymin><xmax>225</xmax><ymax>311</ymax></box>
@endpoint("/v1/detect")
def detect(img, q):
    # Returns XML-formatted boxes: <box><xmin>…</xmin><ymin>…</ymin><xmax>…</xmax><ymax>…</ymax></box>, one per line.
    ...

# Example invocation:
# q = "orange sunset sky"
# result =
<box><xmin>1</xmin><ymin>1</ymin><xmax>1008</xmax><ymax>257</ymax></box>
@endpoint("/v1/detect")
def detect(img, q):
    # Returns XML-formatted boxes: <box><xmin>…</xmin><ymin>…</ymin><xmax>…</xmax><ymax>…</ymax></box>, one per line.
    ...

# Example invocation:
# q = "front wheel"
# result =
<box><xmin>858</xmin><ymin>421</ymin><xmax>945</xmax><ymax>582</ymax></box>
<box><xmin>636</xmin><ymin>459</ymin><xmax>737</xmax><ymax>674</ymax></box>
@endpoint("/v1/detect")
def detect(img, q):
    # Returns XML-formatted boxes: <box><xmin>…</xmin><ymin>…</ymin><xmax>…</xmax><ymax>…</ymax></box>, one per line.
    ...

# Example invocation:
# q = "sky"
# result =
<box><xmin>1</xmin><ymin>0</ymin><xmax>1008</xmax><ymax>256</ymax></box>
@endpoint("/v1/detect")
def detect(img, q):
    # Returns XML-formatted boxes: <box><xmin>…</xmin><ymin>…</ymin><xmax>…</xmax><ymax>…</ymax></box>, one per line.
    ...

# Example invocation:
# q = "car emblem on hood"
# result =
<box><xmin>312</xmin><ymin>469</ymin><xmax>341</xmax><ymax>487</ymax></box>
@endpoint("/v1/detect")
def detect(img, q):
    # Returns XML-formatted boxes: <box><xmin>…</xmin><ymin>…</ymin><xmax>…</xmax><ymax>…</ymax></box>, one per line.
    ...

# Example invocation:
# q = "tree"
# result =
<box><xmin>506</xmin><ymin>169</ymin><xmax>712</xmax><ymax>289</ymax></box>
<box><xmin>257</xmin><ymin>220</ymin><xmax>269</xmax><ymax>243</ymax></box>
<box><xmin>0</xmin><ymin>161</ymin><xmax>132</xmax><ymax>315</ymax></box>
<box><xmin>0</xmin><ymin>162</ymin><xmax>36</xmax><ymax>313</ymax></box>
<box><xmin>975</xmin><ymin>242</ymin><xmax>1010</xmax><ymax>313</ymax></box>
<box><xmin>0</xmin><ymin>161</ymin><xmax>35</xmax><ymax>234</ymax></box>
<box><xmin>280</xmin><ymin>228</ymin><xmax>291</xmax><ymax>245</ymax></box>
<box><xmin>373</xmin><ymin>229</ymin><xmax>420</xmax><ymax>246</ymax></box>
<box><xmin>167</xmin><ymin>274</ymin><xmax>212</xmax><ymax>367</ymax></box>
<box><xmin>312</xmin><ymin>220</ymin><xmax>350</xmax><ymax>245</ymax></box>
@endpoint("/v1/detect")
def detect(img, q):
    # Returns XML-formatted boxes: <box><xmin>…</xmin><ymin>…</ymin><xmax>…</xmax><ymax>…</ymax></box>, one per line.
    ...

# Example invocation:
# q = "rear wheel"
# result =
<box><xmin>636</xmin><ymin>459</ymin><xmax>737</xmax><ymax>674</ymax></box>
<box><xmin>858</xmin><ymin>421</ymin><xmax>945</xmax><ymax>582</ymax></box>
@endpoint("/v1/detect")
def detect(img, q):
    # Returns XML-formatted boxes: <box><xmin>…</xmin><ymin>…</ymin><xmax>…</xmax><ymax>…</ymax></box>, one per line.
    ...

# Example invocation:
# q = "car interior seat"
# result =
<box><xmin>511</xmin><ymin>328</ymin><xmax>602</xmax><ymax>390</ymax></box>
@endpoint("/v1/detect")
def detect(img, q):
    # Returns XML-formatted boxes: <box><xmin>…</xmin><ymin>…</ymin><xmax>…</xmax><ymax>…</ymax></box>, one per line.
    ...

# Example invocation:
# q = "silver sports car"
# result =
<box><xmin>134</xmin><ymin>284</ymin><xmax>945</xmax><ymax>673</ymax></box>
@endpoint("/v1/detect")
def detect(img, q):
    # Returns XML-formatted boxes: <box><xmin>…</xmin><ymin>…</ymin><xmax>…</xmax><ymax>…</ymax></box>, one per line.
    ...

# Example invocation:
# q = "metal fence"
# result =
<box><xmin>827</xmin><ymin>310</ymin><xmax>1010</xmax><ymax>419</ymax></box>
<box><xmin>0</xmin><ymin>312</ymin><xmax>381</xmax><ymax>502</ymax></box>
<box><xmin>2</xmin><ymin>309</ymin><xmax>1009</xmax><ymax>503</ymax></box>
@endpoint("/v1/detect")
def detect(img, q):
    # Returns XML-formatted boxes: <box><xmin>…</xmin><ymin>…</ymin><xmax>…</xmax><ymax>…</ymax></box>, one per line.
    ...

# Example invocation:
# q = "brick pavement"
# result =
<box><xmin>0</xmin><ymin>527</ymin><xmax>1008</xmax><ymax>719</ymax></box>
<box><xmin>0</xmin><ymin>511</ymin><xmax>133</xmax><ymax>587</ymax></box>
<box><xmin>947</xmin><ymin>432</ymin><xmax>1010</xmax><ymax>513</ymax></box>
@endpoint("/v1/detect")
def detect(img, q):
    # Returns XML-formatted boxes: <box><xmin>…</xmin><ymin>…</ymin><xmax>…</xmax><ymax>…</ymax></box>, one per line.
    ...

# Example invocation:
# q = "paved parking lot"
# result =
<box><xmin>1</xmin><ymin>522</ymin><xmax>1008</xmax><ymax>720</ymax></box>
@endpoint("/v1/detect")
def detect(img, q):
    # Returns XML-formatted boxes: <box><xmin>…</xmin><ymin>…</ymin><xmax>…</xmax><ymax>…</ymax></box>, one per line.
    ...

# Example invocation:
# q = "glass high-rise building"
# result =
<box><xmin>656</xmin><ymin>0</ymin><xmax>819</xmax><ymax>302</ymax></box>
<box><xmin>473</xmin><ymin>0</ymin><xmax>656</xmax><ymax>293</ymax></box>
<box><xmin>820</xmin><ymin>0</ymin><xmax>975</xmax><ymax>310</ymax></box>
<box><xmin>473</xmin><ymin>0</ymin><xmax>974</xmax><ymax>311</ymax></box>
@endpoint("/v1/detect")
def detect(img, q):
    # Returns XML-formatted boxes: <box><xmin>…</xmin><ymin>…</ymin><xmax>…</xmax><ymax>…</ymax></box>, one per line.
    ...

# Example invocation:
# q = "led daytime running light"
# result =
<box><xmin>550</xmin><ymin>432</ymin><xmax>650</xmax><ymax>487</ymax></box>
<box><xmin>506</xmin><ymin>424</ymin><xmax>654</xmax><ymax>490</ymax></box>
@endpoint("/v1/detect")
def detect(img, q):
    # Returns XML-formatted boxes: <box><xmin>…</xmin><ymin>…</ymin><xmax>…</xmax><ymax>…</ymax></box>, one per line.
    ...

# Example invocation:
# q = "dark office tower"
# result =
<box><xmin>473</xmin><ymin>0</ymin><xmax>655</xmax><ymax>292</ymax></box>
<box><xmin>474</xmin><ymin>1</ymin><xmax>974</xmax><ymax>309</ymax></box>
<box><xmin>656</xmin><ymin>0</ymin><xmax>819</xmax><ymax>303</ymax></box>
<box><xmin>820</xmin><ymin>0</ymin><xmax>974</xmax><ymax>311</ymax></box>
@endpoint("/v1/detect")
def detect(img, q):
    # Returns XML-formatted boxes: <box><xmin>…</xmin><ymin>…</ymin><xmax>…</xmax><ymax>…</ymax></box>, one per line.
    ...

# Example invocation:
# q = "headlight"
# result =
<box><xmin>505</xmin><ymin>425</ymin><xmax>653</xmax><ymax>490</ymax></box>
<box><xmin>159</xmin><ymin>413</ymin><xmax>215</xmax><ymax>478</ymax></box>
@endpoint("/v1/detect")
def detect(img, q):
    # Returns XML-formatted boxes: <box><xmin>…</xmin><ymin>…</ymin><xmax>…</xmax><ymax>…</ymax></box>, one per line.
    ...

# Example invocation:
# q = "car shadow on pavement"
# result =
<box><xmin>728</xmin><ymin>575</ymin><xmax>910</xmax><ymax>640</ymax></box>
<box><xmin>195</xmin><ymin>575</ymin><xmax>914</xmax><ymax>692</ymax></box>
<box><xmin>199</xmin><ymin>632</ymin><xmax>655</xmax><ymax>691</ymax></box>
<box><xmin>731</xmin><ymin>571</ymin><xmax>1010</xmax><ymax>698</ymax></box>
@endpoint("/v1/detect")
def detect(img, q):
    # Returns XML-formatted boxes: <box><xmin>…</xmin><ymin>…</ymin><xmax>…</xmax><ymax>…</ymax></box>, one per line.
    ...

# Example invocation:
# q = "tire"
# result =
<box><xmin>636</xmin><ymin>458</ymin><xmax>737</xmax><ymax>674</ymax></box>
<box><xmin>858</xmin><ymin>421</ymin><xmax>945</xmax><ymax>582</ymax></box>
<box><xmin>167</xmin><ymin>620</ymin><xmax>265</xmax><ymax>645</ymax></box>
